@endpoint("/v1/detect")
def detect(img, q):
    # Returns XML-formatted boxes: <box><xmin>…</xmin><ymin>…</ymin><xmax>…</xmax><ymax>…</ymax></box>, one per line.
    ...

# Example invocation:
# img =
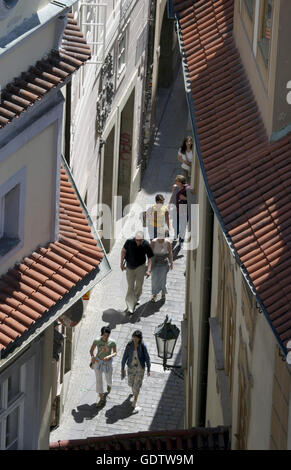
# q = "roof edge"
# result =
<box><xmin>174</xmin><ymin>10</ymin><xmax>288</xmax><ymax>359</ymax></box>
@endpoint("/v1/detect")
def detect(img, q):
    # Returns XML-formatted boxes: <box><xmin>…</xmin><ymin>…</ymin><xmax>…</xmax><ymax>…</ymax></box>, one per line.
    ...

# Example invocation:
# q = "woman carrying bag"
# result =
<box><xmin>150</xmin><ymin>234</ymin><xmax>173</xmax><ymax>302</ymax></box>
<box><xmin>121</xmin><ymin>330</ymin><xmax>151</xmax><ymax>411</ymax></box>
<box><xmin>89</xmin><ymin>326</ymin><xmax>117</xmax><ymax>407</ymax></box>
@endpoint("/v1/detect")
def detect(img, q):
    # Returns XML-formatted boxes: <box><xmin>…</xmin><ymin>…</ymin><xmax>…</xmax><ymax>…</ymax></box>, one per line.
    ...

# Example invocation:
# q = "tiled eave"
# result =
<box><xmin>173</xmin><ymin>0</ymin><xmax>291</xmax><ymax>353</ymax></box>
<box><xmin>0</xmin><ymin>158</ymin><xmax>110</xmax><ymax>360</ymax></box>
<box><xmin>0</xmin><ymin>13</ymin><xmax>91</xmax><ymax>130</ymax></box>
<box><xmin>50</xmin><ymin>426</ymin><xmax>230</xmax><ymax>450</ymax></box>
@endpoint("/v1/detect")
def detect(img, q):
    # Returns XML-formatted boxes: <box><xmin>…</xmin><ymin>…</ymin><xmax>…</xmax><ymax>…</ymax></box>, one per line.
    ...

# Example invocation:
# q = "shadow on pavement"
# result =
<box><xmin>102</xmin><ymin>301</ymin><xmax>164</xmax><ymax>328</ymax></box>
<box><xmin>131</xmin><ymin>300</ymin><xmax>164</xmax><ymax>322</ymax></box>
<box><xmin>102</xmin><ymin>308</ymin><xmax>129</xmax><ymax>329</ymax></box>
<box><xmin>149</xmin><ymin>348</ymin><xmax>185</xmax><ymax>431</ymax></box>
<box><xmin>105</xmin><ymin>395</ymin><xmax>137</xmax><ymax>424</ymax></box>
<box><xmin>71</xmin><ymin>402</ymin><xmax>105</xmax><ymax>423</ymax></box>
<box><xmin>172</xmin><ymin>244</ymin><xmax>184</xmax><ymax>261</ymax></box>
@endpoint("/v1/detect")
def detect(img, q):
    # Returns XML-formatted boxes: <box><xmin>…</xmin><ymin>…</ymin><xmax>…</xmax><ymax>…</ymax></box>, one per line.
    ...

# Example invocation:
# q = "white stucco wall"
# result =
<box><xmin>70</xmin><ymin>0</ymin><xmax>150</xmax><ymax>232</ymax></box>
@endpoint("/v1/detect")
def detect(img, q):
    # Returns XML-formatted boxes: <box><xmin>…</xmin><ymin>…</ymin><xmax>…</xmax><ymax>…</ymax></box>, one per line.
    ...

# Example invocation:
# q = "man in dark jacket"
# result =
<box><xmin>120</xmin><ymin>231</ymin><xmax>154</xmax><ymax>314</ymax></box>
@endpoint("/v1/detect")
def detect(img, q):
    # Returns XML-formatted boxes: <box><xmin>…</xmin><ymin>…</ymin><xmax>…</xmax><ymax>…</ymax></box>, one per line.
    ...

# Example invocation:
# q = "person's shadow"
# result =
<box><xmin>71</xmin><ymin>401</ymin><xmax>106</xmax><ymax>423</ymax></box>
<box><xmin>132</xmin><ymin>300</ymin><xmax>164</xmax><ymax>321</ymax></box>
<box><xmin>102</xmin><ymin>308</ymin><xmax>129</xmax><ymax>330</ymax></box>
<box><xmin>105</xmin><ymin>395</ymin><xmax>138</xmax><ymax>424</ymax></box>
<box><xmin>172</xmin><ymin>244</ymin><xmax>184</xmax><ymax>261</ymax></box>
<box><xmin>102</xmin><ymin>300</ymin><xmax>164</xmax><ymax>327</ymax></box>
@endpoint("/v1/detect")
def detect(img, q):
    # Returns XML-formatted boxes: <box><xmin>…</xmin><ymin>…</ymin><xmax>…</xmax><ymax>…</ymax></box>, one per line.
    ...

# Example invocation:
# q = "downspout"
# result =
<box><xmin>64</xmin><ymin>80</ymin><xmax>71</xmax><ymax>166</ymax></box>
<box><xmin>198</xmin><ymin>198</ymin><xmax>213</xmax><ymax>426</ymax></box>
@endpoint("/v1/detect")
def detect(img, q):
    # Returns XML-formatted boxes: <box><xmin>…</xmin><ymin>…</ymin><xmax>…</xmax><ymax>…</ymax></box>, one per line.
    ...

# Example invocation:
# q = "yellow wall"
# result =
<box><xmin>202</xmin><ymin>216</ymin><xmax>278</xmax><ymax>449</ymax></box>
<box><xmin>38</xmin><ymin>323</ymin><xmax>54</xmax><ymax>450</ymax></box>
<box><xmin>0</xmin><ymin>122</ymin><xmax>56</xmax><ymax>276</ymax></box>
<box><xmin>233</xmin><ymin>0</ymin><xmax>280</xmax><ymax>138</ymax></box>
<box><xmin>185</xmin><ymin>153</ymin><xmax>211</xmax><ymax>426</ymax></box>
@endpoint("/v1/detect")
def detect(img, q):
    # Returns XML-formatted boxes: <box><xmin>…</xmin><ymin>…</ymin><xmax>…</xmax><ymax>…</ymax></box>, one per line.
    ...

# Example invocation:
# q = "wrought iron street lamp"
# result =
<box><xmin>154</xmin><ymin>315</ymin><xmax>182</xmax><ymax>377</ymax></box>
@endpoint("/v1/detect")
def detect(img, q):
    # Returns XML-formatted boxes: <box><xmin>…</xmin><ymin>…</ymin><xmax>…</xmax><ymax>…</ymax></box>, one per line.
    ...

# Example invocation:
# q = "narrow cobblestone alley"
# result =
<box><xmin>50</xmin><ymin>67</ymin><xmax>190</xmax><ymax>442</ymax></box>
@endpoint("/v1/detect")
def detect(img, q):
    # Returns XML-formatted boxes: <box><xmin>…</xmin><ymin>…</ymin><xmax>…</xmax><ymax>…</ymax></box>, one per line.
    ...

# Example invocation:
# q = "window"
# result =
<box><xmin>117</xmin><ymin>31</ymin><xmax>127</xmax><ymax>78</ymax></box>
<box><xmin>0</xmin><ymin>366</ymin><xmax>25</xmax><ymax>450</ymax></box>
<box><xmin>258</xmin><ymin>0</ymin><xmax>273</xmax><ymax>65</ymax></box>
<box><xmin>224</xmin><ymin>289</ymin><xmax>236</xmax><ymax>394</ymax></box>
<box><xmin>0</xmin><ymin>168</ymin><xmax>25</xmax><ymax>259</ymax></box>
<box><xmin>236</xmin><ymin>328</ymin><xmax>253</xmax><ymax>450</ymax></box>
<box><xmin>243</xmin><ymin>0</ymin><xmax>254</xmax><ymax>20</ymax></box>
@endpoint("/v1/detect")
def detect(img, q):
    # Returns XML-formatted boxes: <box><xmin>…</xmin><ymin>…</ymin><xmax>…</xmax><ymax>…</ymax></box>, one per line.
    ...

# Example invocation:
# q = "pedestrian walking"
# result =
<box><xmin>121</xmin><ymin>330</ymin><xmax>151</xmax><ymax>411</ymax></box>
<box><xmin>177</xmin><ymin>136</ymin><xmax>193</xmax><ymax>179</ymax></box>
<box><xmin>169</xmin><ymin>175</ymin><xmax>190</xmax><ymax>245</ymax></box>
<box><xmin>150</xmin><ymin>234</ymin><xmax>173</xmax><ymax>302</ymax></box>
<box><xmin>120</xmin><ymin>231</ymin><xmax>154</xmax><ymax>314</ymax></box>
<box><xmin>146</xmin><ymin>194</ymin><xmax>170</xmax><ymax>240</ymax></box>
<box><xmin>89</xmin><ymin>326</ymin><xmax>117</xmax><ymax>407</ymax></box>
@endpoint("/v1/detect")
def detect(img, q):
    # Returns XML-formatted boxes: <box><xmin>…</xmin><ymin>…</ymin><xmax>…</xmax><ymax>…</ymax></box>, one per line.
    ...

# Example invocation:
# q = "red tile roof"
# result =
<box><xmin>0</xmin><ymin>13</ymin><xmax>91</xmax><ymax>129</ymax></box>
<box><xmin>50</xmin><ymin>426</ymin><xmax>230</xmax><ymax>450</ymax></box>
<box><xmin>173</xmin><ymin>0</ymin><xmax>291</xmax><ymax>349</ymax></box>
<box><xmin>0</xmin><ymin>165</ymin><xmax>104</xmax><ymax>353</ymax></box>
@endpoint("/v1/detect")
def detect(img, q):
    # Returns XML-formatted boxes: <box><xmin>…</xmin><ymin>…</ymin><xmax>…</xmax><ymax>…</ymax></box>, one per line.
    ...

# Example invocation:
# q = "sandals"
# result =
<box><xmin>162</xmin><ymin>292</ymin><xmax>166</xmax><ymax>300</ymax></box>
<box><xmin>96</xmin><ymin>397</ymin><xmax>105</xmax><ymax>407</ymax></box>
<box><xmin>151</xmin><ymin>295</ymin><xmax>157</xmax><ymax>302</ymax></box>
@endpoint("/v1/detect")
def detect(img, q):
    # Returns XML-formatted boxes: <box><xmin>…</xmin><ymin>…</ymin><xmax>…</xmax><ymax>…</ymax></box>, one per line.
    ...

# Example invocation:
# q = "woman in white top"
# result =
<box><xmin>177</xmin><ymin>136</ymin><xmax>193</xmax><ymax>179</ymax></box>
<box><xmin>150</xmin><ymin>235</ymin><xmax>173</xmax><ymax>302</ymax></box>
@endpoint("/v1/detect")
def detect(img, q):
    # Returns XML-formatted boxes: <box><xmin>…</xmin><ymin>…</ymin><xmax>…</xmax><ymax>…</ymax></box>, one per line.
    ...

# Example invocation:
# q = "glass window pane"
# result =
<box><xmin>8</xmin><ymin>373</ymin><xmax>20</xmax><ymax>404</ymax></box>
<box><xmin>5</xmin><ymin>408</ymin><xmax>19</xmax><ymax>448</ymax></box>
<box><xmin>259</xmin><ymin>0</ymin><xmax>273</xmax><ymax>63</ymax></box>
<box><xmin>244</xmin><ymin>0</ymin><xmax>254</xmax><ymax>19</ymax></box>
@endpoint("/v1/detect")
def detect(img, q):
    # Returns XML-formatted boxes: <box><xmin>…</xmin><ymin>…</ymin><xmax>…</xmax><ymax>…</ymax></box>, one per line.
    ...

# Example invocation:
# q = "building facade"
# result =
<box><xmin>67</xmin><ymin>0</ymin><xmax>180</xmax><ymax>252</ymax></box>
<box><xmin>0</xmin><ymin>0</ymin><xmax>110</xmax><ymax>449</ymax></box>
<box><xmin>171</xmin><ymin>0</ymin><xmax>291</xmax><ymax>449</ymax></box>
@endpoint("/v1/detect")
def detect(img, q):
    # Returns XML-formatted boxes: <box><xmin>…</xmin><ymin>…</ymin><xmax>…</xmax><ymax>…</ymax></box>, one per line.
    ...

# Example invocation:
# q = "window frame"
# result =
<box><xmin>116</xmin><ymin>22</ymin><xmax>129</xmax><ymax>84</ymax></box>
<box><xmin>257</xmin><ymin>0</ymin><xmax>274</xmax><ymax>67</ymax></box>
<box><xmin>0</xmin><ymin>364</ymin><xmax>26</xmax><ymax>450</ymax></box>
<box><xmin>243</xmin><ymin>0</ymin><xmax>254</xmax><ymax>21</ymax></box>
<box><xmin>117</xmin><ymin>31</ymin><xmax>126</xmax><ymax>78</ymax></box>
<box><xmin>0</xmin><ymin>167</ymin><xmax>26</xmax><ymax>262</ymax></box>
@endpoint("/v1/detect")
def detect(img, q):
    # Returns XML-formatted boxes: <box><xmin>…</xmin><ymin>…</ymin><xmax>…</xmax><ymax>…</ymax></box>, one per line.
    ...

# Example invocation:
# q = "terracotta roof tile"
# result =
<box><xmin>0</xmin><ymin>13</ymin><xmax>91</xmax><ymax>130</ymax></box>
<box><xmin>50</xmin><ymin>426</ymin><xmax>230</xmax><ymax>450</ymax></box>
<box><xmin>174</xmin><ymin>0</ymin><xmax>291</xmax><ymax>349</ymax></box>
<box><xmin>0</xmin><ymin>164</ymin><xmax>105</xmax><ymax>354</ymax></box>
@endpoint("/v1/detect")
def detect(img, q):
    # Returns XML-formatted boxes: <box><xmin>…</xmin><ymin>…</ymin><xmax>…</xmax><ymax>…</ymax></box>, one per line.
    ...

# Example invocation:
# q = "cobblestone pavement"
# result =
<box><xmin>50</xmin><ymin>67</ymin><xmax>191</xmax><ymax>442</ymax></box>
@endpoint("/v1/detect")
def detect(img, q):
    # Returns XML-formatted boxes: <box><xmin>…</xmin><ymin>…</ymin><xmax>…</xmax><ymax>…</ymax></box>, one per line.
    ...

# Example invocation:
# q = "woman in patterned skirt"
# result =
<box><xmin>121</xmin><ymin>330</ymin><xmax>151</xmax><ymax>411</ymax></box>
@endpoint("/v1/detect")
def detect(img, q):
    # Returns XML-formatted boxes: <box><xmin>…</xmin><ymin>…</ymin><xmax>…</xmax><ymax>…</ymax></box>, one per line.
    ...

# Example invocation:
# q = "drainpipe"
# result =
<box><xmin>64</xmin><ymin>81</ymin><xmax>71</xmax><ymax>166</ymax></box>
<box><xmin>197</xmin><ymin>198</ymin><xmax>213</xmax><ymax>426</ymax></box>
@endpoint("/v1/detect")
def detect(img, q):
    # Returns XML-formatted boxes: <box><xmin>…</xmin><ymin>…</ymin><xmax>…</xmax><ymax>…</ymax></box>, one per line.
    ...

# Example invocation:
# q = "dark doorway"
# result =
<box><xmin>118</xmin><ymin>88</ymin><xmax>135</xmax><ymax>214</ymax></box>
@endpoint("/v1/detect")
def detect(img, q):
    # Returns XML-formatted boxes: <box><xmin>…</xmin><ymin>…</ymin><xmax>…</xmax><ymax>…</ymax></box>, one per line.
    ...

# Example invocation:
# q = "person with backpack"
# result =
<box><xmin>169</xmin><ymin>175</ymin><xmax>190</xmax><ymax>245</ymax></box>
<box><xmin>121</xmin><ymin>330</ymin><xmax>151</xmax><ymax>411</ymax></box>
<box><xmin>146</xmin><ymin>194</ymin><xmax>170</xmax><ymax>241</ymax></box>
